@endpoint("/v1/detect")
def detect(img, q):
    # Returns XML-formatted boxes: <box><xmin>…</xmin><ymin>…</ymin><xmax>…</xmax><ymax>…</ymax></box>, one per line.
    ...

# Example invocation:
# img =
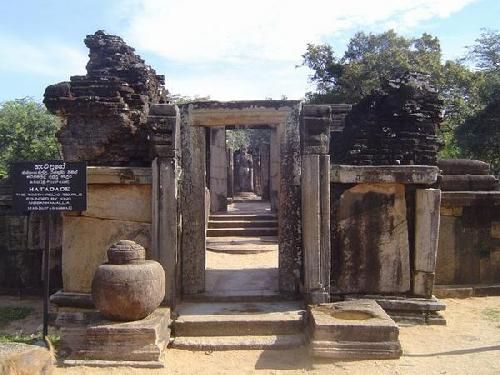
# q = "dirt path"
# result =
<box><xmin>2</xmin><ymin>295</ymin><xmax>499</xmax><ymax>374</ymax></box>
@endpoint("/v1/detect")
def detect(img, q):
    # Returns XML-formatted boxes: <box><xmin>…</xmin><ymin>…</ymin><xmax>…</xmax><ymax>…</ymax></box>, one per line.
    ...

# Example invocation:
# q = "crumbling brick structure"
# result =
<box><xmin>333</xmin><ymin>72</ymin><xmax>443</xmax><ymax>166</ymax></box>
<box><xmin>44</xmin><ymin>30</ymin><xmax>168</xmax><ymax>166</ymax></box>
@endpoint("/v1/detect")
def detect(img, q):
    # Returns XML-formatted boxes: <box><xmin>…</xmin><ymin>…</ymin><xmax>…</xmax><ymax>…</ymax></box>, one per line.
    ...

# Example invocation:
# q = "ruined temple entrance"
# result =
<box><xmin>179</xmin><ymin>101</ymin><xmax>302</xmax><ymax>301</ymax></box>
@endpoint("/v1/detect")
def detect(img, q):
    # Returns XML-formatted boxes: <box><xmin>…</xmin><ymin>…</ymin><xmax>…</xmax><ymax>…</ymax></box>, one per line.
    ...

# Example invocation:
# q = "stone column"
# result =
<box><xmin>209</xmin><ymin>127</ymin><xmax>227</xmax><ymax>213</ymax></box>
<box><xmin>414</xmin><ymin>188</ymin><xmax>441</xmax><ymax>297</ymax></box>
<box><xmin>300</xmin><ymin>105</ymin><xmax>331</xmax><ymax>303</ymax></box>
<box><xmin>260</xmin><ymin>144</ymin><xmax>270</xmax><ymax>200</ymax></box>
<box><xmin>227</xmin><ymin>148</ymin><xmax>234</xmax><ymax>199</ymax></box>
<box><xmin>148</xmin><ymin>104</ymin><xmax>180</xmax><ymax>307</ymax></box>
<box><xmin>270</xmin><ymin>128</ymin><xmax>280</xmax><ymax>211</ymax></box>
<box><xmin>179</xmin><ymin>104</ymin><xmax>206</xmax><ymax>295</ymax></box>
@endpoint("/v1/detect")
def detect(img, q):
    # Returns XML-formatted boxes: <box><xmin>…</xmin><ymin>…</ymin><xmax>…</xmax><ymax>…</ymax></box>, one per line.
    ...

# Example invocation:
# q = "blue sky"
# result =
<box><xmin>0</xmin><ymin>0</ymin><xmax>498</xmax><ymax>102</ymax></box>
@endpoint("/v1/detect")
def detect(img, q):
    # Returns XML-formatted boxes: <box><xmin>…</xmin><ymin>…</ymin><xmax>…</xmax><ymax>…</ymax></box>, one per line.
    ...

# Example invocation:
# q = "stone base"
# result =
<box><xmin>55</xmin><ymin>307</ymin><xmax>170</xmax><ymax>366</ymax></box>
<box><xmin>434</xmin><ymin>284</ymin><xmax>500</xmax><ymax>298</ymax></box>
<box><xmin>344</xmin><ymin>295</ymin><xmax>447</xmax><ymax>325</ymax></box>
<box><xmin>309</xmin><ymin>300</ymin><xmax>402</xmax><ymax>360</ymax></box>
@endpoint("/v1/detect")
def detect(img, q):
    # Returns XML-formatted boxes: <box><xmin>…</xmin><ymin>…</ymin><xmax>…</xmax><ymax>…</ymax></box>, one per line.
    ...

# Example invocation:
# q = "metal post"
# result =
<box><xmin>43</xmin><ymin>213</ymin><xmax>51</xmax><ymax>338</ymax></box>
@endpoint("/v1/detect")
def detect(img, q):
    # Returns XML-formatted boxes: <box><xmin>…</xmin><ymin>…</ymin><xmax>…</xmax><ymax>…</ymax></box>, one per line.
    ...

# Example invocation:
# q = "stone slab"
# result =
<box><xmin>69</xmin><ymin>184</ymin><xmax>151</xmax><ymax>222</ymax></box>
<box><xmin>332</xmin><ymin>183</ymin><xmax>410</xmax><ymax>294</ymax></box>
<box><xmin>414</xmin><ymin>189</ymin><xmax>441</xmax><ymax>278</ymax></box>
<box><xmin>57</xmin><ymin>308</ymin><xmax>170</xmax><ymax>363</ymax></box>
<box><xmin>309</xmin><ymin>300</ymin><xmax>401</xmax><ymax>360</ymax></box>
<box><xmin>331</xmin><ymin>165</ymin><xmax>439</xmax><ymax>184</ymax></box>
<box><xmin>171</xmin><ymin>334</ymin><xmax>304</xmax><ymax>350</ymax></box>
<box><xmin>86</xmin><ymin>167</ymin><xmax>152</xmax><ymax>184</ymax></box>
<box><xmin>62</xmin><ymin>359</ymin><xmax>164</xmax><ymax>368</ymax></box>
<box><xmin>492</xmin><ymin>222</ymin><xmax>500</xmax><ymax>239</ymax></box>
<box><xmin>441</xmin><ymin>191</ymin><xmax>500</xmax><ymax>206</ymax></box>
<box><xmin>437</xmin><ymin>159</ymin><xmax>490</xmax><ymax>175</ymax></box>
<box><xmin>62</xmin><ymin>215</ymin><xmax>151</xmax><ymax>293</ymax></box>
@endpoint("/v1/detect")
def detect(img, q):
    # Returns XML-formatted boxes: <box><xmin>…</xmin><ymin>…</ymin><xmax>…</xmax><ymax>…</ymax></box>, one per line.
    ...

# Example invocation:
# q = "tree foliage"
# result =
<box><xmin>302</xmin><ymin>29</ymin><xmax>500</xmax><ymax>169</ymax></box>
<box><xmin>0</xmin><ymin>98</ymin><xmax>61</xmax><ymax>178</ymax></box>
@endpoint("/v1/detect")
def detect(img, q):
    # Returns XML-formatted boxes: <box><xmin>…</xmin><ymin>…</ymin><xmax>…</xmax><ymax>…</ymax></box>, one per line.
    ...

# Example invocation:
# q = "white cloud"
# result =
<box><xmin>124</xmin><ymin>0</ymin><xmax>477</xmax><ymax>64</ymax></box>
<box><xmin>0</xmin><ymin>36</ymin><xmax>87</xmax><ymax>78</ymax></box>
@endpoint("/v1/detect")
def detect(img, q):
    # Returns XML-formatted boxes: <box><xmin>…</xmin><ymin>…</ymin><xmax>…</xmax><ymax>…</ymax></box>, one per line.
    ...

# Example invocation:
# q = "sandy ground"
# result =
<box><xmin>1</xmin><ymin>295</ymin><xmax>499</xmax><ymax>374</ymax></box>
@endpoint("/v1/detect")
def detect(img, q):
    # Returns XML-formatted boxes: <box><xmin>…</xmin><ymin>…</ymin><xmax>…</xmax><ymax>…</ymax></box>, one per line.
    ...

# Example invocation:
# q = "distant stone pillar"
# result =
<box><xmin>209</xmin><ymin>127</ymin><xmax>227</xmax><ymax>213</ymax></box>
<box><xmin>270</xmin><ymin>129</ymin><xmax>280</xmax><ymax>211</ymax></box>
<box><xmin>260</xmin><ymin>144</ymin><xmax>270</xmax><ymax>200</ymax></box>
<box><xmin>301</xmin><ymin>105</ymin><xmax>332</xmax><ymax>304</ymax></box>
<box><xmin>253</xmin><ymin>149</ymin><xmax>262</xmax><ymax>196</ymax></box>
<box><xmin>148</xmin><ymin>104</ymin><xmax>180</xmax><ymax>307</ymax></box>
<box><xmin>227</xmin><ymin>148</ymin><xmax>234</xmax><ymax>199</ymax></box>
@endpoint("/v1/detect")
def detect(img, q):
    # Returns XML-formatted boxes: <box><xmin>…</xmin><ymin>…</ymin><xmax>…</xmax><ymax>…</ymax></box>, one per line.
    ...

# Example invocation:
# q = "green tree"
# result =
<box><xmin>455</xmin><ymin>29</ymin><xmax>500</xmax><ymax>171</ymax></box>
<box><xmin>0</xmin><ymin>98</ymin><xmax>61</xmax><ymax>178</ymax></box>
<box><xmin>302</xmin><ymin>30</ymin><xmax>442</xmax><ymax>104</ymax></box>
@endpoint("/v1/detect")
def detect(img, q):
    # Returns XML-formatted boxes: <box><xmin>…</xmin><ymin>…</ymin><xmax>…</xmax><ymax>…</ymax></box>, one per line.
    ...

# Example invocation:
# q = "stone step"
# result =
<box><xmin>174</xmin><ymin>301</ymin><xmax>305</xmax><ymax>337</ymax></box>
<box><xmin>206</xmin><ymin>227</ymin><xmax>278</xmax><ymax>237</ymax></box>
<box><xmin>182</xmin><ymin>291</ymin><xmax>293</xmax><ymax>303</ymax></box>
<box><xmin>209</xmin><ymin>214</ymin><xmax>277</xmax><ymax>221</ymax></box>
<box><xmin>208</xmin><ymin>220</ymin><xmax>277</xmax><ymax>229</ymax></box>
<box><xmin>171</xmin><ymin>334</ymin><xmax>305</xmax><ymax>351</ymax></box>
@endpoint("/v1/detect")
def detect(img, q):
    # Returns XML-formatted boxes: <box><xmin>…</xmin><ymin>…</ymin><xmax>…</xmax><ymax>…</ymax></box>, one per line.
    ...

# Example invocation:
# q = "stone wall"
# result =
<box><xmin>44</xmin><ymin>31</ymin><xmax>168</xmax><ymax>166</ymax></box>
<box><xmin>435</xmin><ymin>159</ymin><xmax>500</xmax><ymax>286</ymax></box>
<box><xmin>61</xmin><ymin>167</ymin><xmax>152</xmax><ymax>293</ymax></box>
<box><xmin>0</xmin><ymin>180</ymin><xmax>62</xmax><ymax>293</ymax></box>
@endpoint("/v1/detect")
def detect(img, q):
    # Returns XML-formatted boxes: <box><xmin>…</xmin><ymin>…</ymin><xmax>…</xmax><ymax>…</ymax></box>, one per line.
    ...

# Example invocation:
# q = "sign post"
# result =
<box><xmin>11</xmin><ymin>160</ymin><xmax>87</xmax><ymax>339</ymax></box>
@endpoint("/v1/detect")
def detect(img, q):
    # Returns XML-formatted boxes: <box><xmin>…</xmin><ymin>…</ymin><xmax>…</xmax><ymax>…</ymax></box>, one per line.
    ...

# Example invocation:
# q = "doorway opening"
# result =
<box><xmin>205</xmin><ymin>127</ymin><xmax>279</xmax><ymax>298</ymax></box>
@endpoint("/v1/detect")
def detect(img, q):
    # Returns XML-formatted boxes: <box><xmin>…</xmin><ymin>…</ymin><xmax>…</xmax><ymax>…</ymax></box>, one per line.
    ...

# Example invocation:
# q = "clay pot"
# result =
<box><xmin>92</xmin><ymin>240</ymin><xmax>165</xmax><ymax>321</ymax></box>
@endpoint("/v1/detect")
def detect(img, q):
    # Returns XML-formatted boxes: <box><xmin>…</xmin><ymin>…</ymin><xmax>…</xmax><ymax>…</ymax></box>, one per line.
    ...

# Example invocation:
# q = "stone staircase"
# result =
<box><xmin>206</xmin><ymin>213</ymin><xmax>278</xmax><ymax>238</ymax></box>
<box><xmin>170</xmin><ymin>301</ymin><xmax>306</xmax><ymax>350</ymax></box>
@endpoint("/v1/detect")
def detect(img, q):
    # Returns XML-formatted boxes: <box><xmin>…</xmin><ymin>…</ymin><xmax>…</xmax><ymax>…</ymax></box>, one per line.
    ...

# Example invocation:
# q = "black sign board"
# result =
<box><xmin>11</xmin><ymin>161</ymin><xmax>87</xmax><ymax>212</ymax></box>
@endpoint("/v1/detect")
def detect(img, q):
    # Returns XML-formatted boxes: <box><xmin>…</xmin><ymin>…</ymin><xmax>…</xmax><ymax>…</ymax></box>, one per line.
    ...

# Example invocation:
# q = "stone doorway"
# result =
<box><xmin>179</xmin><ymin>101</ymin><xmax>303</xmax><ymax>301</ymax></box>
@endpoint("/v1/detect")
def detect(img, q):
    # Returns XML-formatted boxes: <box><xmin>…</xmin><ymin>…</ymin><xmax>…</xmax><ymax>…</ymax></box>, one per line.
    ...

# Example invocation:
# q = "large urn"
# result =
<box><xmin>91</xmin><ymin>240</ymin><xmax>165</xmax><ymax>321</ymax></box>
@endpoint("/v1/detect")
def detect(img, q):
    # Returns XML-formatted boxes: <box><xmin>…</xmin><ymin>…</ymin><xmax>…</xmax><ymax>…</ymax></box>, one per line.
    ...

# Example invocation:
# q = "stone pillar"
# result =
<box><xmin>260</xmin><ymin>144</ymin><xmax>270</xmax><ymax>200</ymax></box>
<box><xmin>209</xmin><ymin>127</ymin><xmax>227</xmax><ymax>213</ymax></box>
<box><xmin>414</xmin><ymin>188</ymin><xmax>441</xmax><ymax>297</ymax></box>
<box><xmin>270</xmin><ymin>128</ymin><xmax>280</xmax><ymax>211</ymax></box>
<box><xmin>278</xmin><ymin>105</ymin><xmax>303</xmax><ymax>294</ymax></box>
<box><xmin>301</xmin><ymin>105</ymin><xmax>331</xmax><ymax>303</ymax></box>
<box><xmin>148</xmin><ymin>104</ymin><xmax>180</xmax><ymax>307</ymax></box>
<box><xmin>179</xmin><ymin>105</ymin><xmax>206</xmax><ymax>295</ymax></box>
<box><xmin>227</xmin><ymin>148</ymin><xmax>234</xmax><ymax>198</ymax></box>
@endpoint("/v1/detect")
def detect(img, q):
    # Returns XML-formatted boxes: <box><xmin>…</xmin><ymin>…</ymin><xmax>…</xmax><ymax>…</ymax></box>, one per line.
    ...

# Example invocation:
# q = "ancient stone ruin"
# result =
<box><xmin>35</xmin><ymin>30</ymin><xmax>498</xmax><ymax>368</ymax></box>
<box><xmin>44</xmin><ymin>30</ymin><xmax>167</xmax><ymax>166</ymax></box>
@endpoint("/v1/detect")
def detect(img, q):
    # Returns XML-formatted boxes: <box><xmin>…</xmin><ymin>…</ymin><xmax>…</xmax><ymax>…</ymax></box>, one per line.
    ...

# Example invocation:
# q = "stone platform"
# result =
<box><xmin>309</xmin><ymin>300</ymin><xmax>402</xmax><ymax>360</ymax></box>
<box><xmin>56</xmin><ymin>307</ymin><xmax>170</xmax><ymax>368</ymax></box>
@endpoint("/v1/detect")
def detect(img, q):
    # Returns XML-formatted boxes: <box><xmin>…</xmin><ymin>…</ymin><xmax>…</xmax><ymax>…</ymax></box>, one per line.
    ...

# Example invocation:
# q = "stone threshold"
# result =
<box><xmin>434</xmin><ymin>284</ymin><xmax>500</xmax><ymax>298</ymax></box>
<box><xmin>62</xmin><ymin>359</ymin><xmax>164</xmax><ymax>368</ymax></box>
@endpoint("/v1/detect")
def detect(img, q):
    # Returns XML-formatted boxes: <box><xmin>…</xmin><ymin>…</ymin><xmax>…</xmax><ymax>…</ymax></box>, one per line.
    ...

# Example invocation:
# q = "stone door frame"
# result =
<box><xmin>179</xmin><ymin>100</ymin><xmax>303</xmax><ymax>298</ymax></box>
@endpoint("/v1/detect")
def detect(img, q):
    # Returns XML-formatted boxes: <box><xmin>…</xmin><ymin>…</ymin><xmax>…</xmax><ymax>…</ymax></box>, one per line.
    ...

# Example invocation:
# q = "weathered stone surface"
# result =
<box><xmin>92</xmin><ymin>246</ymin><xmax>165</xmax><ymax>321</ymax></box>
<box><xmin>435</xmin><ymin>215</ymin><xmax>457</xmax><ymax>285</ymax></box>
<box><xmin>73</xmin><ymin>184</ymin><xmax>152</xmax><ymax>223</ymax></box>
<box><xmin>279</xmin><ymin>105</ymin><xmax>302</xmax><ymax>294</ymax></box>
<box><xmin>331</xmin><ymin>165</ymin><xmax>439</xmax><ymax>184</ymax></box>
<box><xmin>210</xmin><ymin>127</ymin><xmax>228</xmax><ymax>212</ymax></box>
<box><xmin>440</xmin><ymin>175</ymin><xmax>498</xmax><ymax>191</ymax></box>
<box><xmin>438</xmin><ymin>159</ymin><xmax>490</xmax><ymax>175</ymax></box>
<box><xmin>62</xmin><ymin>215</ymin><xmax>151</xmax><ymax>293</ymax></box>
<box><xmin>86</xmin><ymin>166</ymin><xmax>152</xmax><ymax>185</ymax></box>
<box><xmin>269</xmin><ymin>128</ymin><xmax>280</xmax><ymax>211</ymax></box>
<box><xmin>333</xmin><ymin>72</ymin><xmax>443</xmax><ymax>166</ymax></box>
<box><xmin>413</xmin><ymin>271</ymin><xmax>436</xmax><ymax>298</ymax></box>
<box><xmin>415</xmin><ymin>189</ymin><xmax>441</xmax><ymax>273</ymax></box>
<box><xmin>180</xmin><ymin>105</ymin><xmax>206</xmax><ymax>294</ymax></box>
<box><xmin>0</xmin><ymin>343</ymin><xmax>54</xmax><ymax>375</ymax></box>
<box><xmin>331</xmin><ymin>183</ymin><xmax>410</xmax><ymax>294</ymax></box>
<box><xmin>44</xmin><ymin>31</ymin><xmax>168</xmax><ymax>166</ymax></box>
<box><xmin>491</xmin><ymin>221</ymin><xmax>500</xmax><ymax>239</ymax></box>
<box><xmin>57</xmin><ymin>308</ymin><xmax>170</xmax><ymax>365</ymax></box>
<box><xmin>309</xmin><ymin>300</ymin><xmax>402</xmax><ymax>360</ymax></box>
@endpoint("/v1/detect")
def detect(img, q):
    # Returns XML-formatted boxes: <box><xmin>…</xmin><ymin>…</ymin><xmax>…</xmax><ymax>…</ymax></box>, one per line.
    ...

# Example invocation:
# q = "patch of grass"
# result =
<box><xmin>0</xmin><ymin>333</ymin><xmax>60</xmax><ymax>347</ymax></box>
<box><xmin>482</xmin><ymin>308</ymin><xmax>500</xmax><ymax>327</ymax></box>
<box><xmin>0</xmin><ymin>307</ymin><xmax>33</xmax><ymax>328</ymax></box>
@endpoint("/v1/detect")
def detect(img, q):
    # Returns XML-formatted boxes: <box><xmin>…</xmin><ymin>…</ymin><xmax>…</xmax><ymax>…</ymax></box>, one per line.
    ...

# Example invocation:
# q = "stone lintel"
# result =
<box><xmin>87</xmin><ymin>166</ymin><xmax>152</xmax><ymax>184</ymax></box>
<box><xmin>441</xmin><ymin>191</ymin><xmax>500</xmax><ymax>207</ymax></box>
<box><xmin>185</xmin><ymin>101</ymin><xmax>299</xmax><ymax>127</ymax></box>
<box><xmin>331</xmin><ymin>165</ymin><xmax>439</xmax><ymax>184</ymax></box>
